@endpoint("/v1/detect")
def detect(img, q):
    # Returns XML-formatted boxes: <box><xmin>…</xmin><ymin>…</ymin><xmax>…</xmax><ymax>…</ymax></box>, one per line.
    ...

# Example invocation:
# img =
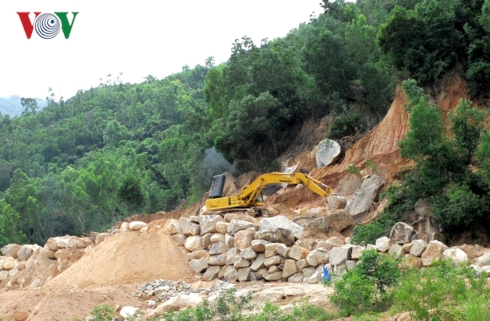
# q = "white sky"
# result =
<box><xmin>0</xmin><ymin>0</ymin><xmax>323</xmax><ymax>99</ymax></box>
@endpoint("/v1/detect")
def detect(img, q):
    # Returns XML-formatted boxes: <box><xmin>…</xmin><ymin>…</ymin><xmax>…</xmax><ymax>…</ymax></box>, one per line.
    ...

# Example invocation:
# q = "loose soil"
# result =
<box><xmin>44</xmin><ymin>229</ymin><xmax>195</xmax><ymax>290</ymax></box>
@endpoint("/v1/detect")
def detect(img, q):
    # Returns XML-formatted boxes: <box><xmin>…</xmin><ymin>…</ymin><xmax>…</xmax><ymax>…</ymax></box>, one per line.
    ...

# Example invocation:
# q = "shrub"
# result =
<box><xmin>88</xmin><ymin>304</ymin><xmax>116</xmax><ymax>321</ymax></box>
<box><xmin>394</xmin><ymin>259</ymin><xmax>489</xmax><ymax>321</ymax></box>
<box><xmin>330</xmin><ymin>249</ymin><xmax>400</xmax><ymax>316</ymax></box>
<box><xmin>158</xmin><ymin>289</ymin><xmax>332</xmax><ymax>321</ymax></box>
<box><xmin>351</xmin><ymin>214</ymin><xmax>395</xmax><ymax>245</ymax></box>
<box><xmin>347</xmin><ymin>163</ymin><xmax>362</xmax><ymax>176</ymax></box>
<box><xmin>328</xmin><ymin>108</ymin><xmax>367</xmax><ymax>139</ymax></box>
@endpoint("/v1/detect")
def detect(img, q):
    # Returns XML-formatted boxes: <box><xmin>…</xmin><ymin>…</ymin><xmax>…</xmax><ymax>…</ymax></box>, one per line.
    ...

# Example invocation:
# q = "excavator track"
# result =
<box><xmin>202</xmin><ymin>207</ymin><xmax>269</xmax><ymax>217</ymax></box>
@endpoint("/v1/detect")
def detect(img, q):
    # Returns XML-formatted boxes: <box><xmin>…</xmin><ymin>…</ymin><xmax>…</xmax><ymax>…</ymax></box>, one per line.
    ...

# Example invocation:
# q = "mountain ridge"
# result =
<box><xmin>0</xmin><ymin>95</ymin><xmax>47</xmax><ymax>117</ymax></box>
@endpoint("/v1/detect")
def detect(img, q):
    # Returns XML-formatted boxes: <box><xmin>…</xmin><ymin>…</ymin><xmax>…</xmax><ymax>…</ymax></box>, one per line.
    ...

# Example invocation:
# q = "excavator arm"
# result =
<box><xmin>205</xmin><ymin>171</ymin><xmax>332</xmax><ymax>212</ymax></box>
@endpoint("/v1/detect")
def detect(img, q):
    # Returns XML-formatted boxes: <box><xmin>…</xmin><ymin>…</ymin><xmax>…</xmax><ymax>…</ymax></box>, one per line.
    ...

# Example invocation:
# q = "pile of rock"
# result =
<box><xmin>135</xmin><ymin>279</ymin><xmax>197</xmax><ymax>303</ymax></box>
<box><xmin>0</xmin><ymin>236</ymin><xmax>95</xmax><ymax>289</ymax></box>
<box><xmin>133</xmin><ymin>279</ymin><xmax>235</xmax><ymax>306</ymax></box>
<box><xmin>0</xmin><ymin>244</ymin><xmax>41</xmax><ymax>273</ymax></box>
<box><xmin>376</xmin><ymin>222</ymin><xmax>471</xmax><ymax>269</ymax></box>
<box><xmin>45</xmin><ymin>236</ymin><xmax>93</xmax><ymax>259</ymax></box>
<box><xmin>167</xmin><ymin>214</ymin><xmax>361</xmax><ymax>284</ymax></box>
<box><xmin>169</xmin><ymin>215</ymin><xmax>490</xmax><ymax>284</ymax></box>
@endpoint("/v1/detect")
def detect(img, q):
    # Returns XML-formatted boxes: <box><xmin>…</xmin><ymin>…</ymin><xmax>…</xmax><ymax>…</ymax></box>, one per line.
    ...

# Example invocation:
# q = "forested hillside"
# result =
<box><xmin>1</xmin><ymin>0</ymin><xmax>489</xmax><ymax>247</ymax></box>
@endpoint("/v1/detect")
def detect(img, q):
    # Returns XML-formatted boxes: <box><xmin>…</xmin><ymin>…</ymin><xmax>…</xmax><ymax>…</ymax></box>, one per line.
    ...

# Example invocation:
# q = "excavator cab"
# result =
<box><xmin>209</xmin><ymin>174</ymin><xmax>226</xmax><ymax>199</ymax></box>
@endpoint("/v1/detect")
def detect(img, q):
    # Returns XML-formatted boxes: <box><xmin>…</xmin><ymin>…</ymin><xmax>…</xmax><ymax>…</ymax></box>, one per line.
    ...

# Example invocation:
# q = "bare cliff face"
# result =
<box><xmin>272</xmin><ymin>74</ymin><xmax>475</xmax><ymax>211</ymax></box>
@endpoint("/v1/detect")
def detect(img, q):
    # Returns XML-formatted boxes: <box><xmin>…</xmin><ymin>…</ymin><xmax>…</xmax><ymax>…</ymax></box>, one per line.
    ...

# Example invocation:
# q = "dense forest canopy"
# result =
<box><xmin>1</xmin><ymin>0</ymin><xmax>489</xmax><ymax>246</ymax></box>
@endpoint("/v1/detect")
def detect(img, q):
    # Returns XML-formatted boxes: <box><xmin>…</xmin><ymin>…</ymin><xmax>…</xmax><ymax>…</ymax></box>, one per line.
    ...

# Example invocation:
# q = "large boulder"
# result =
<box><xmin>259</xmin><ymin>216</ymin><xmax>304</xmax><ymax>239</ymax></box>
<box><xmin>227</xmin><ymin>220</ymin><xmax>257</xmax><ymax>236</ymax></box>
<box><xmin>224</xmin><ymin>266</ymin><xmax>238</xmax><ymax>282</ymax></box>
<box><xmin>251</xmin><ymin>240</ymin><xmax>270</xmax><ymax>253</ymax></box>
<box><xmin>346</xmin><ymin>174</ymin><xmax>385</xmax><ymax>220</ymax></box>
<box><xmin>388</xmin><ymin>244</ymin><xmax>406</xmax><ymax>259</ymax></box>
<box><xmin>317</xmin><ymin>237</ymin><xmax>344</xmax><ymax>250</ymax></box>
<box><xmin>316</xmin><ymin>139</ymin><xmax>341</xmax><ymax>167</ymax></box>
<box><xmin>3</xmin><ymin>260</ymin><xmax>16</xmax><ymax>271</ymax></box>
<box><xmin>46</xmin><ymin>238</ymin><xmax>59</xmax><ymax>251</ymax></box>
<box><xmin>9</xmin><ymin>244</ymin><xmax>21</xmax><ymax>258</ymax></box>
<box><xmin>264</xmin><ymin>255</ymin><xmax>282</xmax><ymax>267</ymax></box>
<box><xmin>120</xmin><ymin>306</ymin><xmax>141</xmax><ymax>319</ymax></box>
<box><xmin>166</xmin><ymin>219</ymin><xmax>182</xmax><ymax>235</ymax></box>
<box><xmin>327</xmin><ymin>195</ymin><xmax>347</xmax><ymax>210</ymax></box>
<box><xmin>240</xmin><ymin>248</ymin><xmax>257</xmax><ymax>261</ymax></box>
<box><xmin>442</xmin><ymin>248</ymin><xmax>468</xmax><ymax>266</ymax></box>
<box><xmin>208</xmin><ymin>255</ymin><xmax>226</xmax><ymax>266</ymax></box>
<box><xmin>226</xmin><ymin>248</ymin><xmax>240</xmax><ymax>265</ymax></box>
<box><xmin>208</xmin><ymin>241</ymin><xmax>227</xmax><ymax>255</ymax></box>
<box><xmin>283</xmin><ymin>259</ymin><xmax>299</xmax><ymax>278</ymax></box>
<box><xmin>234</xmin><ymin>258</ymin><xmax>250</xmax><ymax>269</ymax></box>
<box><xmin>171</xmin><ymin>234</ymin><xmax>187</xmax><ymax>246</ymax></box>
<box><xmin>254</xmin><ymin>228</ymin><xmax>295</xmax><ymax>246</ymax></box>
<box><xmin>421</xmin><ymin>241</ymin><xmax>448</xmax><ymax>266</ymax></box>
<box><xmin>402</xmin><ymin>254</ymin><xmax>423</xmax><ymax>269</ymax></box>
<box><xmin>410</xmin><ymin>240</ymin><xmax>428</xmax><ymax>257</ymax></box>
<box><xmin>375</xmin><ymin>236</ymin><xmax>391</xmax><ymax>252</ymax></box>
<box><xmin>129</xmin><ymin>221</ymin><xmax>147</xmax><ymax>231</ymax></box>
<box><xmin>351</xmin><ymin>245</ymin><xmax>365</xmax><ymax>260</ymax></box>
<box><xmin>1</xmin><ymin>244</ymin><xmax>16</xmax><ymax>256</ymax></box>
<box><xmin>234</xmin><ymin>228</ymin><xmax>256</xmax><ymax>250</ymax></box>
<box><xmin>330</xmin><ymin>246</ymin><xmax>352</xmax><ymax>265</ymax></box>
<box><xmin>187</xmin><ymin>250</ymin><xmax>209</xmax><ymax>261</ymax></box>
<box><xmin>200</xmin><ymin>215</ymin><xmax>224</xmax><ymax>235</ymax></box>
<box><xmin>476</xmin><ymin>252</ymin><xmax>490</xmax><ymax>267</ymax></box>
<box><xmin>389</xmin><ymin>222</ymin><xmax>419</xmax><ymax>244</ymax></box>
<box><xmin>224</xmin><ymin>213</ymin><xmax>257</xmax><ymax>223</ymax></box>
<box><xmin>288</xmin><ymin>245</ymin><xmax>310</xmax><ymax>261</ymax></box>
<box><xmin>301</xmin><ymin>210</ymin><xmax>353</xmax><ymax>236</ymax></box>
<box><xmin>306</xmin><ymin>249</ymin><xmax>329</xmax><ymax>266</ymax></box>
<box><xmin>336</xmin><ymin>174</ymin><xmax>362</xmax><ymax>197</ymax></box>
<box><xmin>17</xmin><ymin>246</ymin><xmax>34</xmax><ymax>261</ymax></box>
<box><xmin>95</xmin><ymin>233</ymin><xmax>110</xmax><ymax>245</ymax></box>
<box><xmin>210</xmin><ymin>233</ymin><xmax>225</xmax><ymax>243</ymax></box>
<box><xmin>263</xmin><ymin>270</ymin><xmax>283</xmax><ymax>281</ymax></box>
<box><xmin>237</xmin><ymin>267</ymin><xmax>251</xmax><ymax>282</ymax></box>
<box><xmin>250</xmin><ymin>254</ymin><xmax>266</xmax><ymax>271</ymax></box>
<box><xmin>276</xmin><ymin>244</ymin><xmax>290</xmax><ymax>258</ymax></box>
<box><xmin>264</xmin><ymin>243</ymin><xmax>281</xmax><ymax>258</ymax></box>
<box><xmin>202</xmin><ymin>266</ymin><xmax>220</xmax><ymax>281</ymax></box>
<box><xmin>184</xmin><ymin>236</ymin><xmax>203</xmax><ymax>252</ymax></box>
<box><xmin>215</xmin><ymin>221</ymin><xmax>228</xmax><ymax>234</ymax></box>
<box><xmin>145</xmin><ymin>293</ymin><xmax>202</xmax><ymax>318</ymax></box>
<box><xmin>179</xmin><ymin>217</ymin><xmax>200</xmax><ymax>236</ymax></box>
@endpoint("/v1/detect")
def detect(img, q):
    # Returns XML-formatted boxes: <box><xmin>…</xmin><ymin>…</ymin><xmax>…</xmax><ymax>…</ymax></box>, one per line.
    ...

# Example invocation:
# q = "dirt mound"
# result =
<box><xmin>43</xmin><ymin>228</ymin><xmax>195</xmax><ymax>290</ymax></box>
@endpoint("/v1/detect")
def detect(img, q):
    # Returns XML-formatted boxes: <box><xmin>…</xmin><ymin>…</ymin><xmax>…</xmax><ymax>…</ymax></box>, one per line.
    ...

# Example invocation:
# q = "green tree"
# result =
<box><xmin>393</xmin><ymin>80</ymin><xmax>490</xmax><ymax>235</ymax></box>
<box><xmin>303</xmin><ymin>23</ymin><xmax>354</xmax><ymax>97</ymax></box>
<box><xmin>103</xmin><ymin>120</ymin><xmax>130</xmax><ymax>147</ymax></box>
<box><xmin>4</xmin><ymin>169</ymin><xmax>37</xmax><ymax>242</ymax></box>
<box><xmin>118</xmin><ymin>174</ymin><xmax>145</xmax><ymax>213</ymax></box>
<box><xmin>0</xmin><ymin>201</ymin><xmax>27</xmax><ymax>247</ymax></box>
<box><xmin>331</xmin><ymin>249</ymin><xmax>401</xmax><ymax>316</ymax></box>
<box><xmin>20</xmin><ymin>97</ymin><xmax>39</xmax><ymax>115</ymax></box>
<box><xmin>378</xmin><ymin>0</ymin><xmax>490</xmax><ymax>94</ymax></box>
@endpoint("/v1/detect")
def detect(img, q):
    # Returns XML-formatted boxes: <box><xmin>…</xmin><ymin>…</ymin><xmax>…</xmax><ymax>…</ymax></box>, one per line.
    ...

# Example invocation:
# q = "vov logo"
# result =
<box><xmin>17</xmin><ymin>12</ymin><xmax>79</xmax><ymax>39</ymax></box>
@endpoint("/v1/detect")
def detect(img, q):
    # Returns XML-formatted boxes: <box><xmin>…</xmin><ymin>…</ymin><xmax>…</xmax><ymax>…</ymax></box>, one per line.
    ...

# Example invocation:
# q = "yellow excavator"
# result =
<box><xmin>205</xmin><ymin>169</ymin><xmax>333</xmax><ymax>216</ymax></box>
